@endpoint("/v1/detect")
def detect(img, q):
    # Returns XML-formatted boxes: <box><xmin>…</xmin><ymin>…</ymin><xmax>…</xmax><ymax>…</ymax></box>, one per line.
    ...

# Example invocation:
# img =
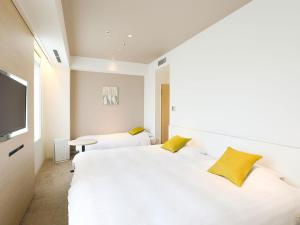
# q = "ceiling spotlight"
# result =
<box><xmin>128</xmin><ymin>34</ymin><xmax>133</xmax><ymax>38</ymax></box>
<box><xmin>105</xmin><ymin>30</ymin><xmax>111</xmax><ymax>35</ymax></box>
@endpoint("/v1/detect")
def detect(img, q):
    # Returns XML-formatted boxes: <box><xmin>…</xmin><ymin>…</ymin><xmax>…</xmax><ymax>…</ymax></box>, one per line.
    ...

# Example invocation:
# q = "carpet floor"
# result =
<box><xmin>21</xmin><ymin>160</ymin><xmax>73</xmax><ymax>225</ymax></box>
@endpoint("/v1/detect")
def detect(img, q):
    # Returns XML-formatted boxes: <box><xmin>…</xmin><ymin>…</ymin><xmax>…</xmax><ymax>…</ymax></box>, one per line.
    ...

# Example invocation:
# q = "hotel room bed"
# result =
<box><xmin>68</xmin><ymin>145</ymin><xmax>300</xmax><ymax>225</ymax></box>
<box><xmin>75</xmin><ymin>131</ymin><xmax>155</xmax><ymax>151</ymax></box>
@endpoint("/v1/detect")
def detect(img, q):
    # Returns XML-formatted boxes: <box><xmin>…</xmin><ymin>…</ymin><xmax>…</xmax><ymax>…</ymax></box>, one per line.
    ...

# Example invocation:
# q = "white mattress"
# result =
<box><xmin>69</xmin><ymin>145</ymin><xmax>300</xmax><ymax>225</ymax></box>
<box><xmin>75</xmin><ymin>132</ymin><xmax>153</xmax><ymax>151</ymax></box>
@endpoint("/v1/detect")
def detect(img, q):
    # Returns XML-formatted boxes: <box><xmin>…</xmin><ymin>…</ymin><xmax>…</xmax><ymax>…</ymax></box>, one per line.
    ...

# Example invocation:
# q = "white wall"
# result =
<box><xmin>42</xmin><ymin>64</ymin><xmax>70</xmax><ymax>158</ymax></box>
<box><xmin>34</xmin><ymin>138</ymin><xmax>44</xmax><ymax>174</ymax></box>
<box><xmin>144</xmin><ymin>62</ymin><xmax>157</xmax><ymax>134</ymax></box>
<box><xmin>145</xmin><ymin>0</ymin><xmax>300</xmax><ymax>148</ymax></box>
<box><xmin>34</xmin><ymin>46</ymin><xmax>45</xmax><ymax>174</ymax></box>
<box><xmin>33</xmin><ymin>41</ymin><xmax>71</xmax><ymax>169</ymax></box>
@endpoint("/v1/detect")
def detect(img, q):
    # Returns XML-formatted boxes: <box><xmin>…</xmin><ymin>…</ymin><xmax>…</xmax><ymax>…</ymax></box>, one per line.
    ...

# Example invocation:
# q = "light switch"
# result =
<box><xmin>172</xmin><ymin>106</ymin><xmax>176</xmax><ymax>111</ymax></box>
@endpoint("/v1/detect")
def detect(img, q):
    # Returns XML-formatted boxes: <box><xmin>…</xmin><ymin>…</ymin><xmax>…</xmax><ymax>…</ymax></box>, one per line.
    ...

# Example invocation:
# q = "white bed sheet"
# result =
<box><xmin>69</xmin><ymin>145</ymin><xmax>300</xmax><ymax>225</ymax></box>
<box><xmin>75</xmin><ymin>132</ymin><xmax>152</xmax><ymax>151</ymax></box>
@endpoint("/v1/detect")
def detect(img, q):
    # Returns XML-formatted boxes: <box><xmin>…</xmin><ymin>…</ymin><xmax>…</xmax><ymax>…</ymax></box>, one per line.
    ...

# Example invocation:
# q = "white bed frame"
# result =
<box><xmin>169</xmin><ymin>124</ymin><xmax>300</xmax><ymax>187</ymax></box>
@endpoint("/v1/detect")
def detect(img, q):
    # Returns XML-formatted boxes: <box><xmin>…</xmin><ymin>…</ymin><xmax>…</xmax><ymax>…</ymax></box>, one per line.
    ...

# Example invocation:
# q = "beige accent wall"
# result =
<box><xmin>71</xmin><ymin>71</ymin><xmax>144</xmax><ymax>138</ymax></box>
<box><xmin>0</xmin><ymin>1</ymin><xmax>34</xmax><ymax>225</ymax></box>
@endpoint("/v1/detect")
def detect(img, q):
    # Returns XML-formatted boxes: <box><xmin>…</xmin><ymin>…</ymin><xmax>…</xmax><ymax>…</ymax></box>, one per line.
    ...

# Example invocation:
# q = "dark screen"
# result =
<box><xmin>0</xmin><ymin>72</ymin><xmax>27</xmax><ymax>137</ymax></box>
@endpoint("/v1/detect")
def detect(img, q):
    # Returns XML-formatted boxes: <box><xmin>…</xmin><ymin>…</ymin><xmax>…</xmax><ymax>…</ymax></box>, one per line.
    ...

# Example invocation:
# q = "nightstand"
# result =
<box><xmin>68</xmin><ymin>139</ymin><xmax>97</xmax><ymax>153</ymax></box>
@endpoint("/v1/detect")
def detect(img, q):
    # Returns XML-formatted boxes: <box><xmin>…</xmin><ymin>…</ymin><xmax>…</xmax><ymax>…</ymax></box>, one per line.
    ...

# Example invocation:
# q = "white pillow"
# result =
<box><xmin>142</xmin><ymin>131</ymin><xmax>157</xmax><ymax>144</ymax></box>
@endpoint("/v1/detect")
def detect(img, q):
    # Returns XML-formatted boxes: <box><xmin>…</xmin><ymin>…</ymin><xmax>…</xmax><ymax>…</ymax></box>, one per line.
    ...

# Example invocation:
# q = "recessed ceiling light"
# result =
<box><xmin>105</xmin><ymin>30</ymin><xmax>111</xmax><ymax>35</ymax></box>
<box><xmin>128</xmin><ymin>34</ymin><xmax>133</xmax><ymax>38</ymax></box>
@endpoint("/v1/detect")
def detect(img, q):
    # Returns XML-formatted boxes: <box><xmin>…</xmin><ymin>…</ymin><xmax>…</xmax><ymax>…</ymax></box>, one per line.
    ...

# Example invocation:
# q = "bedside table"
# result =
<box><xmin>68</xmin><ymin>139</ymin><xmax>97</xmax><ymax>153</ymax></box>
<box><xmin>68</xmin><ymin>139</ymin><xmax>97</xmax><ymax>173</ymax></box>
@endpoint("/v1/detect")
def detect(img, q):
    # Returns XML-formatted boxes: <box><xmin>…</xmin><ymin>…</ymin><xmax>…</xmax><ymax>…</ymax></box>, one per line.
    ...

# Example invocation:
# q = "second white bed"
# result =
<box><xmin>75</xmin><ymin>131</ymin><xmax>154</xmax><ymax>151</ymax></box>
<box><xmin>69</xmin><ymin>145</ymin><xmax>300</xmax><ymax>225</ymax></box>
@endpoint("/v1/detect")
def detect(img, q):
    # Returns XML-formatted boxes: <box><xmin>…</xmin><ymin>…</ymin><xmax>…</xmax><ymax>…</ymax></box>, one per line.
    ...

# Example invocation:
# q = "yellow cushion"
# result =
<box><xmin>208</xmin><ymin>147</ymin><xmax>262</xmax><ymax>187</ymax></box>
<box><xmin>161</xmin><ymin>135</ymin><xmax>191</xmax><ymax>153</ymax></box>
<box><xmin>128</xmin><ymin>127</ymin><xmax>145</xmax><ymax>135</ymax></box>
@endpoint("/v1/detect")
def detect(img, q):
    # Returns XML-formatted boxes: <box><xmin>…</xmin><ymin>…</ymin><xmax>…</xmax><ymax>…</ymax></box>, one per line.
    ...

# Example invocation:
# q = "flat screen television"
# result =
<box><xmin>0</xmin><ymin>69</ymin><xmax>27</xmax><ymax>141</ymax></box>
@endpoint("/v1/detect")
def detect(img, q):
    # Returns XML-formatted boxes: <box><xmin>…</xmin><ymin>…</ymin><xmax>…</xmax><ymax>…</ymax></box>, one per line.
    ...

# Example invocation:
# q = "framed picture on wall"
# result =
<box><xmin>102</xmin><ymin>86</ymin><xmax>119</xmax><ymax>105</ymax></box>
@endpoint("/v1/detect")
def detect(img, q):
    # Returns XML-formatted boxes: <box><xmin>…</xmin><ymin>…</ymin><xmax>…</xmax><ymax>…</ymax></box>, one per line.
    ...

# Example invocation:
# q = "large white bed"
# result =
<box><xmin>69</xmin><ymin>144</ymin><xmax>300</xmax><ymax>225</ymax></box>
<box><xmin>75</xmin><ymin>131</ymin><xmax>155</xmax><ymax>151</ymax></box>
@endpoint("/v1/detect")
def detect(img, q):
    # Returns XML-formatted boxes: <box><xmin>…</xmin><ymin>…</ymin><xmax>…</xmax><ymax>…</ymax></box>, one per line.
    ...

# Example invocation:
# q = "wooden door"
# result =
<box><xmin>161</xmin><ymin>84</ymin><xmax>170</xmax><ymax>143</ymax></box>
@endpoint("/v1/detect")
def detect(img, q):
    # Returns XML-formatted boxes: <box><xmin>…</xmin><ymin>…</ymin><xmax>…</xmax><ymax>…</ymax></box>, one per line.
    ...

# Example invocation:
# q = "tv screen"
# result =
<box><xmin>0</xmin><ymin>70</ymin><xmax>27</xmax><ymax>138</ymax></box>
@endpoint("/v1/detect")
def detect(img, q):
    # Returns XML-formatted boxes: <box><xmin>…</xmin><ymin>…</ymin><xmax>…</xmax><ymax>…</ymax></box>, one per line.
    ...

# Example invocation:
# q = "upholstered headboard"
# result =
<box><xmin>169</xmin><ymin>124</ymin><xmax>300</xmax><ymax>187</ymax></box>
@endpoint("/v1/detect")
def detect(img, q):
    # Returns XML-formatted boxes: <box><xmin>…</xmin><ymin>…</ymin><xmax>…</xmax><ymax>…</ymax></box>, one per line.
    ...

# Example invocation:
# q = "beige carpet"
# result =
<box><xmin>21</xmin><ymin>160</ymin><xmax>73</xmax><ymax>225</ymax></box>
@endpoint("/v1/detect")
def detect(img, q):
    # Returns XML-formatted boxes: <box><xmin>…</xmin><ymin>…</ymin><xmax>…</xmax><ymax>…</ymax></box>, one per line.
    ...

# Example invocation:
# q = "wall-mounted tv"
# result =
<box><xmin>0</xmin><ymin>69</ymin><xmax>27</xmax><ymax>141</ymax></box>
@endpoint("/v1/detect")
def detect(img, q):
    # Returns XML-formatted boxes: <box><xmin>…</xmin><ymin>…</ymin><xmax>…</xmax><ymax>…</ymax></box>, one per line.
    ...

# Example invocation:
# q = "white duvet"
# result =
<box><xmin>75</xmin><ymin>132</ymin><xmax>153</xmax><ymax>151</ymax></box>
<box><xmin>69</xmin><ymin>145</ymin><xmax>300</xmax><ymax>225</ymax></box>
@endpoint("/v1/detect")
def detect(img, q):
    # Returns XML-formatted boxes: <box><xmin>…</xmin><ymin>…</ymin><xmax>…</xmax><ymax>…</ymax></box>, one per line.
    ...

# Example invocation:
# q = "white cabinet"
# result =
<box><xmin>54</xmin><ymin>138</ymin><xmax>70</xmax><ymax>162</ymax></box>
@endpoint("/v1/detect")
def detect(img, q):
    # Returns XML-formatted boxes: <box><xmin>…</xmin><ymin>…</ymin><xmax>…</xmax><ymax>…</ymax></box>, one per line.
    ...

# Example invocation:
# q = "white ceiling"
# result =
<box><xmin>62</xmin><ymin>0</ymin><xmax>251</xmax><ymax>63</ymax></box>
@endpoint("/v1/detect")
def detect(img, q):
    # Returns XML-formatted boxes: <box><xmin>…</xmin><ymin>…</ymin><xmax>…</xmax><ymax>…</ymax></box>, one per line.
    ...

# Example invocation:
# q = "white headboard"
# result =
<box><xmin>170</xmin><ymin>124</ymin><xmax>300</xmax><ymax>187</ymax></box>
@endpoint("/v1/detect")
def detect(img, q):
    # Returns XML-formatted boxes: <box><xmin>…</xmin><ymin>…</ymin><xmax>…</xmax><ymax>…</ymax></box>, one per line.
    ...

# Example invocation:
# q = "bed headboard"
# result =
<box><xmin>169</xmin><ymin>124</ymin><xmax>300</xmax><ymax>187</ymax></box>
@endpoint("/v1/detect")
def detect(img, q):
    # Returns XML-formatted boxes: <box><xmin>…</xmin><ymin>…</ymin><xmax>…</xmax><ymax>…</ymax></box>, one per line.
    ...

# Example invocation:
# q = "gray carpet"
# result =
<box><xmin>21</xmin><ymin>160</ymin><xmax>72</xmax><ymax>225</ymax></box>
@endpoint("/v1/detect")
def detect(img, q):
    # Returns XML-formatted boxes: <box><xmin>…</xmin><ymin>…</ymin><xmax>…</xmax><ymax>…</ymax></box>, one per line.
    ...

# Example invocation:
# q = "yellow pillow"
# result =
<box><xmin>161</xmin><ymin>135</ymin><xmax>191</xmax><ymax>153</ymax></box>
<box><xmin>208</xmin><ymin>147</ymin><xmax>262</xmax><ymax>187</ymax></box>
<box><xmin>128</xmin><ymin>127</ymin><xmax>145</xmax><ymax>135</ymax></box>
